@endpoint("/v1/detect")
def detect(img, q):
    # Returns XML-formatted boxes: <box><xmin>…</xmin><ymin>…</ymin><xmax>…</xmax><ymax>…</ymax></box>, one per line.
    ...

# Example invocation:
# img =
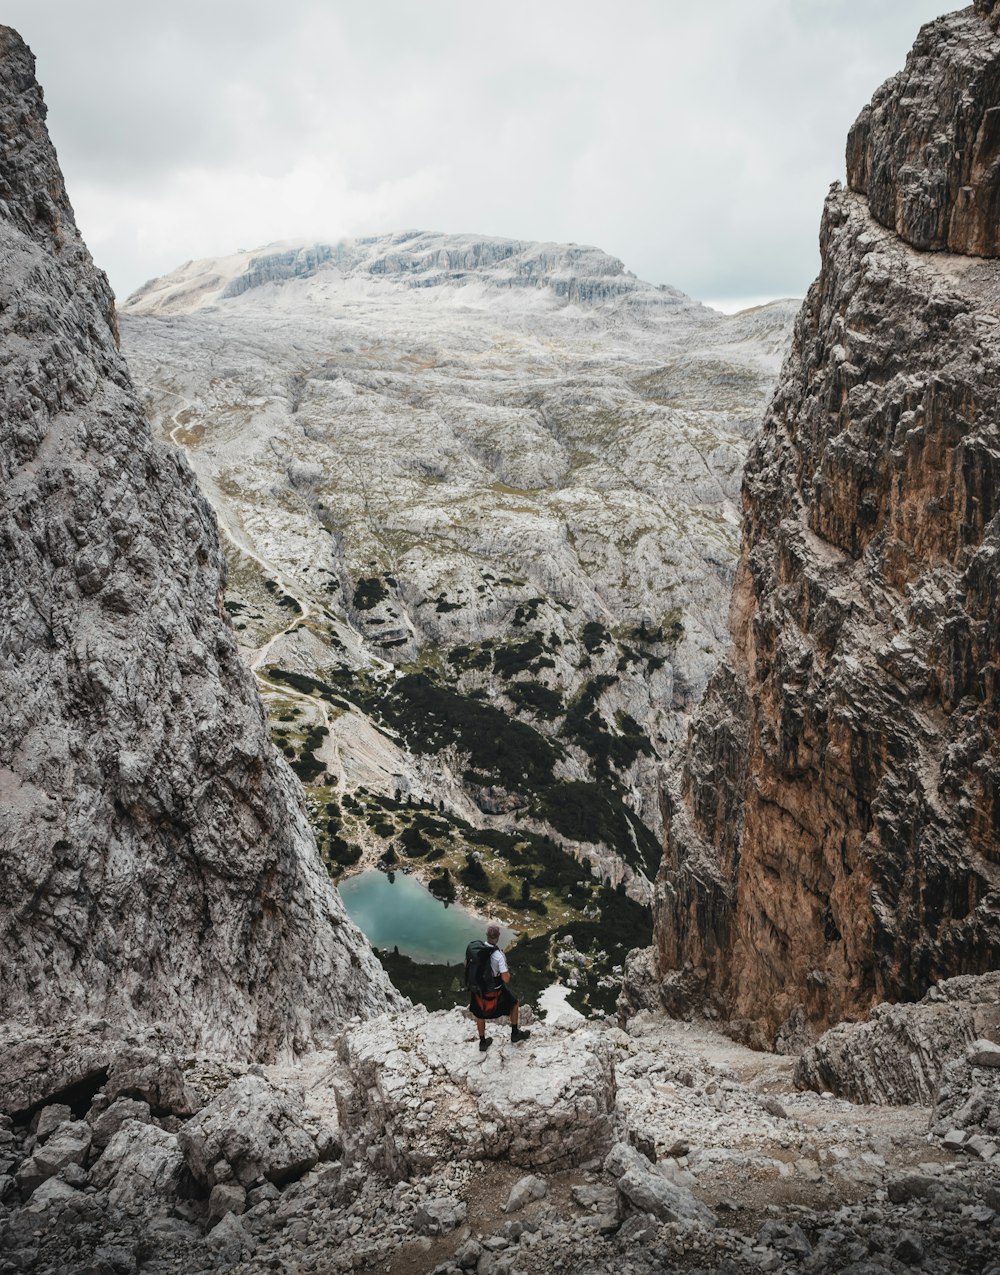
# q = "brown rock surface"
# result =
<box><xmin>650</xmin><ymin>3</ymin><xmax>1000</xmax><ymax>1046</ymax></box>
<box><xmin>0</xmin><ymin>27</ymin><xmax>399</xmax><ymax>1060</ymax></box>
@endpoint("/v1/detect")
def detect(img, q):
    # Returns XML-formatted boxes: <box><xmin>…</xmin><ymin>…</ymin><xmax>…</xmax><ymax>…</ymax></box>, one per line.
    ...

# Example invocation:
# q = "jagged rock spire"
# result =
<box><xmin>649</xmin><ymin>4</ymin><xmax>1000</xmax><ymax>1046</ymax></box>
<box><xmin>847</xmin><ymin>4</ymin><xmax>1000</xmax><ymax>255</ymax></box>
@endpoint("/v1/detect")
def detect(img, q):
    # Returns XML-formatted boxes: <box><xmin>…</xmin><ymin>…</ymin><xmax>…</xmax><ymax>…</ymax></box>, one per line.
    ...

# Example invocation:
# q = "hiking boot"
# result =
<box><xmin>479</xmin><ymin>1036</ymin><xmax>493</xmax><ymax>1052</ymax></box>
<box><xmin>511</xmin><ymin>1027</ymin><xmax>531</xmax><ymax>1044</ymax></box>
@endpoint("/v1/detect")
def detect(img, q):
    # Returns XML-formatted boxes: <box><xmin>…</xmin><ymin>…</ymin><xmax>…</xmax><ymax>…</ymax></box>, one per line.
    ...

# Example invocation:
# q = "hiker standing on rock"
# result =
<box><xmin>468</xmin><ymin>923</ymin><xmax>531</xmax><ymax>1052</ymax></box>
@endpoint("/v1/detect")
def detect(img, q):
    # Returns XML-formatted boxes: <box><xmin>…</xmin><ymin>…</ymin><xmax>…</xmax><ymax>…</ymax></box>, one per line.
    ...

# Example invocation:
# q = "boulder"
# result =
<box><xmin>89</xmin><ymin>1120</ymin><xmax>185</xmax><ymax>1217</ymax></box>
<box><xmin>604</xmin><ymin>1142</ymin><xmax>715</xmax><ymax>1229</ymax></box>
<box><xmin>34</xmin><ymin>1104</ymin><xmax>72</xmax><ymax>1141</ymax></box>
<box><xmin>969</xmin><ymin>1040</ymin><xmax>1000</xmax><ymax>1069</ymax></box>
<box><xmin>23</xmin><ymin>1176</ymin><xmax>82</xmax><ymax>1214</ymax></box>
<box><xmin>208</xmin><ymin>1181</ymin><xmax>247</xmax><ymax>1221</ymax></box>
<box><xmin>18</xmin><ymin>1120</ymin><xmax>91</xmax><ymax>1191</ymax></box>
<box><xmin>338</xmin><ymin>1007</ymin><xmax>616</xmax><ymax>1179</ymax></box>
<box><xmin>205</xmin><ymin>1211</ymin><xmax>255</xmax><ymax>1261</ymax></box>
<box><xmin>88</xmin><ymin>1097</ymin><xmax>153</xmax><ymax>1152</ymax></box>
<box><xmin>413</xmin><ymin>1195</ymin><xmax>467</xmax><ymax>1235</ymax></box>
<box><xmin>177</xmin><ymin>1074</ymin><xmax>319</xmax><ymax>1187</ymax></box>
<box><xmin>504</xmin><ymin>1173</ymin><xmax>547</xmax><ymax>1213</ymax></box>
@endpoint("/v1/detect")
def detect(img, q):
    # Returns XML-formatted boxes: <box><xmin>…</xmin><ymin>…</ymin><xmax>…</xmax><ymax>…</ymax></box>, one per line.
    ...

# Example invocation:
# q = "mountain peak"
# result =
<box><xmin>122</xmin><ymin>230</ymin><xmax>703</xmax><ymax>320</ymax></box>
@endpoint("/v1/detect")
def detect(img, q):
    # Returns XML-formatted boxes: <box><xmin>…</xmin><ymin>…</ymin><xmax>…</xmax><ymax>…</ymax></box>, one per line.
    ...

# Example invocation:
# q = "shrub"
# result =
<box><xmin>353</xmin><ymin>576</ymin><xmax>390</xmax><ymax>610</ymax></box>
<box><xmin>460</xmin><ymin>853</ymin><xmax>490</xmax><ymax>892</ymax></box>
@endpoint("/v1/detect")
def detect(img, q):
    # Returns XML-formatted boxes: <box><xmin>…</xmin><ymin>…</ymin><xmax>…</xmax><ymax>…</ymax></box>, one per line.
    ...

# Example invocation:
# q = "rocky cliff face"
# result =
<box><xmin>652</xmin><ymin>2</ymin><xmax>1000</xmax><ymax>1046</ymax></box>
<box><xmin>848</xmin><ymin>0</ymin><xmax>1000</xmax><ymax>257</ymax></box>
<box><xmin>0</xmin><ymin>27</ymin><xmax>399</xmax><ymax>1057</ymax></box>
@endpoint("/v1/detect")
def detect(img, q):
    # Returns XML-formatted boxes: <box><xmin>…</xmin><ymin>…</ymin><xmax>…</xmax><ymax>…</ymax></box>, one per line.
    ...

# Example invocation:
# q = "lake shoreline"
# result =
<box><xmin>337</xmin><ymin>868</ymin><xmax>516</xmax><ymax>965</ymax></box>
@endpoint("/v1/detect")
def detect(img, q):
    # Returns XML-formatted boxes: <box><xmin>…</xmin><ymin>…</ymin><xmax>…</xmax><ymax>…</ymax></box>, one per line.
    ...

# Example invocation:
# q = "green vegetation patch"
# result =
<box><xmin>353</xmin><ymin>576</ymin><xmax>390</xmax><ymax>610</ymax></box>
<box><xmin>448</xmin><ymin>643</ymin><xmax>493</xmax><ymax>672</ymax></box>
<box><xmin>491</xmin><ymin>635</ymin><xmax>550</xmax><ymax>679</ymax></box>
<box><xmin>535</xmin><ymin>780</ymin><xmax>661</xmax><ymax>877</ymax></box>
<box><xmin>434</xmin><ymin>593</ymin><xmax>463</xmax><ymax>613</ymax></box>
<box><xmin>384</xmin><ymin>673</ymin><xmax>561</xmax><ymax>793</ymax></box>
<box><xmin>511</xmin><ymin>597</ymin><xmax>546</xmax><ymax>628</ymax></box>
<box><xmin>582</xmin><ymin>620</ymin><xmax>611</xmax><ymax>653</ymax></box>
<box><xmin>506</xmin><ymin>680</ymin><xmax>564</xmax><ymax>720</ymax></box>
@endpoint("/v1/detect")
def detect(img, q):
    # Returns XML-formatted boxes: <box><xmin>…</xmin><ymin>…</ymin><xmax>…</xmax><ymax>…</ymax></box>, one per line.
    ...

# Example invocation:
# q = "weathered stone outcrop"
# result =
<box><xmin>652</xmin><ymin>2</ymin><xmax>1000</xmax><ymax>1045</ymax></box>
<box><xmin>848</xmin><ymin>3</ymin><xmax>1000</xmax><ymax>256</ymax></box>
<box><xmin>795</xmin><ymin>972</ymin><xmax>1000</xmax><ymax>1105</ymax></box>
<box><xmin>177</xmin><ymin>1074</ymin><xmax>321</xmax><ymax>1188</ymax></box>
<box><xmin>336</xmin><ymin>1007</ymin><xmax>617</xmax><ymax>1179</ymax></box>
<box><xmin>0</xmin><ymin>27</ymin><xmax>399</xmax><ymax>1062</ymax></box>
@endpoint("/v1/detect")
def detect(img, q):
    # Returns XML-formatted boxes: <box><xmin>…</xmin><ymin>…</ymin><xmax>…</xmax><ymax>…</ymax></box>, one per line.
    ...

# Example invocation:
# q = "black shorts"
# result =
<box><xmin>470</xmin><ymin>983</ymin><xmax>518</xmax><ymax>1020</ymax></box>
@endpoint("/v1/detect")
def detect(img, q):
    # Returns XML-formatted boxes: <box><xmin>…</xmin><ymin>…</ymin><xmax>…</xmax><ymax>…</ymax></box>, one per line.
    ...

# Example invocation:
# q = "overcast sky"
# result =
<box><xmin>6</xmin><ymin>0</ymin><xmax>950</xmax><ymax>309</ymax></box>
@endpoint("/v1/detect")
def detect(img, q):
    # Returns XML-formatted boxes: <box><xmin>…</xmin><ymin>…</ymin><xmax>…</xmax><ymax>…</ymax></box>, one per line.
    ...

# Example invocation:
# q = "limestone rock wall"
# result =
<box><xmin>0</xmin><ymin>27</ymin><xmax>400</xmax><ymax>1057</ymax></box>
<box><xmin>848</xmin><ymin>5</ymin><xmax>1000</xmax><ymax>256</ymax></box>
<box><xmin>652</xmin><ymin>2</ymin><xmax>1000</xmax><ymax>1046</ymax></box>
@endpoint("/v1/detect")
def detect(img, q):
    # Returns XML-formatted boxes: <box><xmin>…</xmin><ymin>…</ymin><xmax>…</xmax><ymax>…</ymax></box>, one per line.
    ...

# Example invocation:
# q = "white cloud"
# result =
<box><xmin>5</xmin><ymin>0</ymin><xmax>950</xmax><ymax>302</ymax></box>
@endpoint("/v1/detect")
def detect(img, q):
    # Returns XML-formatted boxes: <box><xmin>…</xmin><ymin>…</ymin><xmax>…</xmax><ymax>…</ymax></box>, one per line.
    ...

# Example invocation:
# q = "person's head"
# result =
<box><xmin>486</xmin><ymin>923</ymin><xmax>501</xmax><ymax>944</ymax></box>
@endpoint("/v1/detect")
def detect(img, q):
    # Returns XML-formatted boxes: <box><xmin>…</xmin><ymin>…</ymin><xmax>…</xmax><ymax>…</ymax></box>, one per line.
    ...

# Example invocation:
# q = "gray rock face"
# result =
<box><xmin>848</xmin><ymin>5</ymin><xmax>1000</xmax><ymax>256</ymax></box>
<box><xmin>0</xmin><ymin>27</ymin><xmax>400</xmax><ymax>1059</ymax></box>
<box><xmin>795</xmin><ymin>972</ymin><xmax>1000</xmax><ymax>1105</ymax></box>
<box><xmin>651</xmin><ymin>0</ymin><xmax>1000</xmax><ymax>1045</ymax></box>
<box><xmin>337</xmin><ymin>1007</ymin><xmax>617</xmax><ymax>1178</ymax></box>
<box><xmin>89</xmin><ymin>1120</ymin><xmax>185</xmax><ymax>1217</ymax></box>
<box><xmin>177</xmin><ymin>1074</ymin><xmax>320</xmax><ymax>1187</ymax></box>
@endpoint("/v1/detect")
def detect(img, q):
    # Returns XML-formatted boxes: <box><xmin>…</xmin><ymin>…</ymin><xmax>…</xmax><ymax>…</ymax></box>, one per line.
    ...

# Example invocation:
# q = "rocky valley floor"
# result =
<box><xmin>2</xmin><ymin>1005</ymin><xmax>998</xmax><ymax>1275</ymax></box>
<box><xmin>120</xmin><ymin>236</ymin><xmax>796</xmax><ymax>910</ymax></box>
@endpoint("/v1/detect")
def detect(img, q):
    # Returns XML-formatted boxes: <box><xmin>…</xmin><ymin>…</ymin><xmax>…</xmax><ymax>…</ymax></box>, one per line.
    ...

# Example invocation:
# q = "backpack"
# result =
<box><xmin>464</xmin><ymin>940</ymin><xmax>497</xmax><ymax>996</ymax></box>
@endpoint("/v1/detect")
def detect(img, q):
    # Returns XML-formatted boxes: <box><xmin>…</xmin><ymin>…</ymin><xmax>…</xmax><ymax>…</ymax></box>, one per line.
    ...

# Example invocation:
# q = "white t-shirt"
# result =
<box><xmin>490</xmin><ymin>947</ymin><xmax>509</xmax><ymax>982</ymax></box>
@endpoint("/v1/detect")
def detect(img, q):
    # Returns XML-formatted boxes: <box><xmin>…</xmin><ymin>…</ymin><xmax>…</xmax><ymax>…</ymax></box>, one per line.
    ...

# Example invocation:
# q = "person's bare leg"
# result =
<box><xmin>476</xmin><ymin>1017</ymin><xmax>486</xmax><ymax>1039</ymax></box>
<box><xmin>510</xmin><ymin>1005</ymin><xmax>519</xmax><ymax>1027</ymax></box>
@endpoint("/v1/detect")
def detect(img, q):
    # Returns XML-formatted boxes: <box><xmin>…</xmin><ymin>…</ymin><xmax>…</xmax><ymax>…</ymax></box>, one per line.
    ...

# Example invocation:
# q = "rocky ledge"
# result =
<box><xmin>2</xmin><ymin>1008</ymin><xmax>999</xmax><ymax>1274</ymax></box>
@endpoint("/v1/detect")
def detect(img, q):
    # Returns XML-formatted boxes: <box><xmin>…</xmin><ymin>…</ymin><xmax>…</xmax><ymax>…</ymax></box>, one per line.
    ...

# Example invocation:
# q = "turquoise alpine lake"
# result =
<box><xmin>337</xmin><ymin>870</ymin><xmax>514</xmax><ymax>964</ymax></box>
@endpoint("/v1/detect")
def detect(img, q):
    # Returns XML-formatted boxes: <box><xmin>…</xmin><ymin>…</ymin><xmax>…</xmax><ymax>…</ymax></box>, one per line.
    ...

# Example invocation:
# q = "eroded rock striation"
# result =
<box><xmin>795</xmin><ymin>971</ymin><xmax>1000</xmax><ymax>1105</ymax></box>
<box><xmin>652</xmin><ymin>2</ymin><xmax>1000</xmax><ymax>1045</ymax></box>
<box><xmin>0</xmin><ymin>27</ymin><xmax>399</xmax><ymax>1059</ymax></box>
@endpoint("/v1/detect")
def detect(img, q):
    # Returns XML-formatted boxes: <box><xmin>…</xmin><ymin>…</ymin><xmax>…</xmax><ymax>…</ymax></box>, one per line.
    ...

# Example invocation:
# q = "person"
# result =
<box><xmin>472</xmin><ymin>923</ymin><xmax>531</xmax><ymax>1052</ymax></box>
